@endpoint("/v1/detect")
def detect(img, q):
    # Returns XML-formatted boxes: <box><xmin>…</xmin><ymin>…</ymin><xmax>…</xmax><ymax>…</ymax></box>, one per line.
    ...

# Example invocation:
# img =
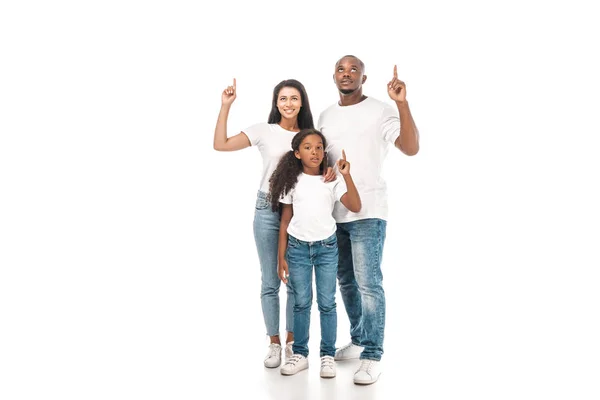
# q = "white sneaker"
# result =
<box><xmin>285</xmin><ymin>341</ymin><xmax>294</xmax><ymax>359</ymax></box>
<box><xmin>353</xmin><ymin>360</ymin><xmax>381</xmax><ymax>385</ymax></box>
<box><xmin>320</xmin><ymin>356</ymin><xmax>336</xmax><ymax>378</ymax></box>
<box><xmin>264</xmin><ymin>343</ymin><xmax>282</xmax><ymax>368</ymax></box>
<box><xmin>334</xmin><ymin>342</ymin><xmax>363</xmax><ymax>360</ymax></box>
<box><xmin>280</xmin><ymin>354</ymin><xmax>308</xmax><ymax>375</ymax></box>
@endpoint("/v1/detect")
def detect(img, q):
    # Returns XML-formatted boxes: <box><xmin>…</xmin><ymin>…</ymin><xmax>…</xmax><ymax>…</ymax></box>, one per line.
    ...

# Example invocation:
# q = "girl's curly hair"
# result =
<box><xmin>268</xmin><ymin>128</ymin><xmax>328</xmax><ymax>211</ymax></box>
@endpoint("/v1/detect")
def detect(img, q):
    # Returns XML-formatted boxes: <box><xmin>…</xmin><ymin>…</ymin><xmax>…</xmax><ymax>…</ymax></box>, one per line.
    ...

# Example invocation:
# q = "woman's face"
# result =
<box><xmin>276</xmin><ymin>87</ymin><xmax>302</xmax><ymax>121</ymax></box>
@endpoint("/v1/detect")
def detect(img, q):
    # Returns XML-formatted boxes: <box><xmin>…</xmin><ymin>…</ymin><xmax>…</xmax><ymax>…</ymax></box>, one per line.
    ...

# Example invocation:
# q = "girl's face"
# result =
<box><xmin>295</xmin><ymin>134</ymin><xmax>324</xmax><ymax>174</ymax></box>
<box><xmin>277</xmin><ymin>87</ymin><xmax>302</xmax><ymax>121</ymax></box>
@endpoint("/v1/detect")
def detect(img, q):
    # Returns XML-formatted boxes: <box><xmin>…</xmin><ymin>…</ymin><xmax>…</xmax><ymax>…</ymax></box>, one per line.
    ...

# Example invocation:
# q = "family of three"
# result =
<box><xmin>213</xmin><ymin>55</ymin><xmax>419</xmax><ymax>385</ymax></box>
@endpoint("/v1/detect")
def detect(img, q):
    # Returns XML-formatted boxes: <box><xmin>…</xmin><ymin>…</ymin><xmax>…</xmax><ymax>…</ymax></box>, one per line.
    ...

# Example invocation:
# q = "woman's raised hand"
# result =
<box><xmin>221</xmin><ymin>78</ymin><xmax>237</xmax><ymax>106</ymax></box>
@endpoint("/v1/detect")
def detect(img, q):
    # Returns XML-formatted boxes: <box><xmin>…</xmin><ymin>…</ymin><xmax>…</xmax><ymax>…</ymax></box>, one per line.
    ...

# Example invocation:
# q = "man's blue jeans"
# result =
<box><xmin>286</xmin><ymin>233</ymin><xmax>338</xmax><ymax>357</ymax></box>
<box><xmin>253</xmin><ymin>191</ymin><xmax>294</xmax><ymax>336</ymax></box>
<box><xmin>336</xmin><ymin>218</ymin><xmax>387</xmax><ymax>361</ymax></box>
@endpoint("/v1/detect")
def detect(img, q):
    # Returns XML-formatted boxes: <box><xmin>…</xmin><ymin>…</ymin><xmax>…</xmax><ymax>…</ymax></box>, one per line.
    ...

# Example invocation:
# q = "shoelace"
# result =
<box><xmin>358</xmin><ymin>360</ymin><xmax>375</xmax><ymax>373</ymax></box>
<box><xmin>285</xmin><ymin>354</ymin><xmax>303</xmax><ymax>366</ymax></box>
<box><xmin>267</xmin><ymin>344</ymin><xmax>280</xmax><ymax>358</ymax></box>
<box><xmin>321</xmin><ymin>356</ymin><xmax>334</xmax><ymax>368</ymax></box>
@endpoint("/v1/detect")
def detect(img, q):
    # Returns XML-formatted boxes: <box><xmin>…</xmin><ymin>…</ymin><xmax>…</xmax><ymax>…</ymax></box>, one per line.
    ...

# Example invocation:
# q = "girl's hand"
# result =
<box><xmin>278</xmin><ymin>259</ymin><xmax>290</xmax><ymax>284</ymax></box>
<box><xmin>222</xmin><ymin>78</ymin><xmax>237</xmax><ymax>106</ymax></box>
<box><xmin>336</xmin><ymin>149</ymin><xmax>351</xmax><ymax>176</ymax></box>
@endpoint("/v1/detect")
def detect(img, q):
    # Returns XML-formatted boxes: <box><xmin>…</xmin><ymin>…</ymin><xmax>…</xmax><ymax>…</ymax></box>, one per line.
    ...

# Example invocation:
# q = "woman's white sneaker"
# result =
<box><xmin>353</xmin><ymin>360</ymin><xmax>381</xmax><ymax>385</ymax></box>
<box><xmin>264</xmin><ymin>343</ymin><xmax>282</xmax><ymax>368</ymax></box>
<box><xmin>280</xmin><ymin>354</ymin><xmax>308</xmax><ymax>375</ymax></box>
<box><xmin>334</xmin><ymin>342</ymin><xmax>363</xmax><ymax>360</ymax></box>
<box><xmin>320</xmin><ymin>356</ymin><xmax>336</xmax><ymax>378</ymax></box>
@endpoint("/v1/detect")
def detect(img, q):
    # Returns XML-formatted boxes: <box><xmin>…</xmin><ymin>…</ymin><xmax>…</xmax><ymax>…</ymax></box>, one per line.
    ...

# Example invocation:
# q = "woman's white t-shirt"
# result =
<box><xmin>243</xmin><ymin>122</ymin><xmax>297</xmax><ymax>194</ymax></box>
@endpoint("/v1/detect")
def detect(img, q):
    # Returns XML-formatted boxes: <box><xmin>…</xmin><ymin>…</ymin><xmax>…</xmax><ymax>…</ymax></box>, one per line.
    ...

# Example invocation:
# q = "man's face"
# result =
<box><xmin>334</xmin><ymin>57</ymin><xmax>365</xmax><ymax>95</ymax></box>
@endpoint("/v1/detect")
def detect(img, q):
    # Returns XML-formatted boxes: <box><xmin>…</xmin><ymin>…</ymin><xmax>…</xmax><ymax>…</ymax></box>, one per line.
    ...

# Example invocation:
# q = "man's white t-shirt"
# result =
<box><xmin>318</xmin><ymin>97</ymin><xmax>400</xmax><ymax>223</ymax></box>
<box><xmin>280</xmin><ymin>173</ymin><xmax>348</xmax><ymax>242</ymax></box>
<box><xmin>243</xmin><ymin>123</ymin><xmax>297</xmax><ymax>194</ymax></box>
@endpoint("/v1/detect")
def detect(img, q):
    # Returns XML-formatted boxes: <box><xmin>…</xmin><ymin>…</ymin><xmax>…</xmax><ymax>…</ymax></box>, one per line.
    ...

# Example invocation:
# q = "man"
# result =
<box><xmin>318</xmin><ymin>55</ymin><xmax>419</xmax><ymax>385</ymax></box>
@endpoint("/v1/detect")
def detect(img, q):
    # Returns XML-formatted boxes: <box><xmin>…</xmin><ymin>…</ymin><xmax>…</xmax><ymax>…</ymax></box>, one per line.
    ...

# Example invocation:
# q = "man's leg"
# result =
<box><xmin>347</xmin><ymin>218</ymin><xmax>387</xmax><ymax>361</ymax></box>
<box><xmin>336</xmin><ymin>223</ymin><xmax>362</xmax><ymax>344</ymax></box>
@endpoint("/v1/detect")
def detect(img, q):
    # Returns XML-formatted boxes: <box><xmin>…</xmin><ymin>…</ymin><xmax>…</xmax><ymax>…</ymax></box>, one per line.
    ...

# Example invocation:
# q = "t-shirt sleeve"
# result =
<box><xmin>241</xmin><ymin>122</ymin><xmax>264</xmax><ymax>146</ymax></box>
<box><xmin>380</xmin><ymin>103</ymin><xmax>401</xmax><ymax>144</ymax></box>
<box><xmin>332</xmin><ymin>177</ymin><xmax>348</xmax><ymax>201</ymax></box>
<box><xmin>280</xmin><ymin>188</ymin><xmax>293</xmax><ymax>204</ymax></box>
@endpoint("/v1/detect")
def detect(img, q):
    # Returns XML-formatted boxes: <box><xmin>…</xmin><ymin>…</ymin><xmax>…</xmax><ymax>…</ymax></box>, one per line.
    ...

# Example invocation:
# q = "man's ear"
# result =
<box><xmin>362</xmin><ymin>74</ymin><xmax>367</xmax><ymax>84</ymax></box>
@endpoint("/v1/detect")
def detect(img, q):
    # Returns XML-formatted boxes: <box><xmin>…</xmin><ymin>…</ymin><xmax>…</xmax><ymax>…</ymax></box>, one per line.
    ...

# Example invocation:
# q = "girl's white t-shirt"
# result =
<box><xmin>243</xmin><ymin>122</ymin><xmax>297</xmax><ymax>194</ymax></box>
<box><xmin>280</xmin><ymin>173</ymin><xmax>347</xmax><ymax>242</ymax></box>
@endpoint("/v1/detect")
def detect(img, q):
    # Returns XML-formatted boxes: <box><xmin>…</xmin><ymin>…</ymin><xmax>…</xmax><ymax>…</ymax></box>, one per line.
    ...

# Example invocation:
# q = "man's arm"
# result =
<box><xmin>387</xmin><ymin>65</ymin><xmax>419</xmax><ymax>156</ymax></box>
<box><xmin>394</xmin><ymin>100</ymin><xmax>419</xmax><ymax>156</ymax></box>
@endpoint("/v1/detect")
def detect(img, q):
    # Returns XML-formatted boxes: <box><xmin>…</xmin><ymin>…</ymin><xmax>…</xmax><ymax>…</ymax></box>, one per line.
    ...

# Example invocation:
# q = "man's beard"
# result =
<box><xmin>339</xmin><ymin>88</ymin><xmax>356</xmax><ymax>95</ymax></box>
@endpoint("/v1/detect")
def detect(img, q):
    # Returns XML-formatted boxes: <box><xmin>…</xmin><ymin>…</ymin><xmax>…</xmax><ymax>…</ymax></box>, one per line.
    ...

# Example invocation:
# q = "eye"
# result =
<box><xmin>279</xmin><ymin>97</ymin><xmax>286</xmax><ymax>101</ymax></box>
<box><xmin>351</xmin><ymin>67</ymin><xmax>357</xmax><ymax>72</ymax></box>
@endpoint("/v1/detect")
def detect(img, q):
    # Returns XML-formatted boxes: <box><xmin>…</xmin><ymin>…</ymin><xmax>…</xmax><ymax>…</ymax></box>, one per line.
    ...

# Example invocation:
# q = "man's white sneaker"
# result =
<box><xmin>320</xmin><ymin>356</ymin><xmax>336</xmax><ymax>378</ymax></box>
<box><xmin>285</xmin><ymin>341</ymin><xmax>294</xmax><ymax>359</ymax></box>
<box><xmin>334</xmin><ymin>342</ymin><xmax>363</xmax><ymax>360</ymax></box>
<box><xmin>264</xmin><ymin>343</ymin><xmax>282</xmax><ymax>368</ymax></box>
<box><xmin>353</xmin><ymin>360</ymin><xmax>381</xmax><ymax>385</ymax></box>
<box><xmin>280</xmin><ymin>354</ymin><xmax>308</xmax><ymax>375</ymax></box>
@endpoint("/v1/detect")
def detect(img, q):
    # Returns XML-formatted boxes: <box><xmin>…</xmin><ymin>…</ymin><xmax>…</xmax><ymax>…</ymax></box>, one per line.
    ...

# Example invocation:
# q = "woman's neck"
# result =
<box><xmin>278</xmin><ymin>118</ymin><xmax>299</xmax><ymax>132</ymax></box>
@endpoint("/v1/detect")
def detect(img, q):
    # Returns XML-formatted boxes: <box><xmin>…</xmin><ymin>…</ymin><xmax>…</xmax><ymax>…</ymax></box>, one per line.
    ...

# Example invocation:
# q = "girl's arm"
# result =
<box><xmin>213</xmin><ymin>78</ymin><xmax>252</xmax><ymax>152</ymax></box>
<box><xmin>278</xmin><ymin>203</ymin><xmax>293</xmax><ymax>284</ymax></box>
<box><xmin>337</xmin><ymin>150</ymin><xmax>362</xmax><ymax>212</ymax></box>
<box><xmin>340</xmin><ymin>174</ymin><xmax>361</xmax><ymax>213</ymax></box>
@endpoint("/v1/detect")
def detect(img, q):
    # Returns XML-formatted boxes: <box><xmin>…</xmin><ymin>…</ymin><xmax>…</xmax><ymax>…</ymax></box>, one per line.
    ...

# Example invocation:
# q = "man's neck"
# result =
<box><xmin>338</xmin><ymin>89</ymin><xmax>367</xmax><ymax>106</ymax></box>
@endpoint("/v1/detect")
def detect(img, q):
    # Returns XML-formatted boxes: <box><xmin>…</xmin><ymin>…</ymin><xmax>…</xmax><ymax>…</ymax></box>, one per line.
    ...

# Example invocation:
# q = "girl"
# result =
<box><xmin>268</xmin><ymin>128</ymin><xmax>361</xmax><ymax>378</ymax></box>
<box><xmin>213</xmin><ymin>78</ymin><xmax>315</xmax><ymax>368</ymax></box>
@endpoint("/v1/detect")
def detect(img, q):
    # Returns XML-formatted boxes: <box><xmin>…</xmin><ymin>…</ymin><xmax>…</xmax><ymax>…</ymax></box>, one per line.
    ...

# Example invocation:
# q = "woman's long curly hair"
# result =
<box><xmin>268</xmin><ymin>129</ymin><xmax>328</xmax><ymax>211</ymax></box>
<box><xmin>268</xmin><ymin>79</ymin><xmax>314</xmax><ymax>129</ymax></box>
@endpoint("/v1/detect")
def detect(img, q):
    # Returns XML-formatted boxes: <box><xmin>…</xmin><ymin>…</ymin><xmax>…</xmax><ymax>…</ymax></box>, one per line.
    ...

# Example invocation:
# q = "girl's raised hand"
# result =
<box><xmin>336</xmin><ymin>149</ymin><xmax>351</xmax><ymax>176</ymax></box>
<box><xmin>222</xmin><ymin>78</ymin><xmax>237</xmax><ymax>106</ymax></box>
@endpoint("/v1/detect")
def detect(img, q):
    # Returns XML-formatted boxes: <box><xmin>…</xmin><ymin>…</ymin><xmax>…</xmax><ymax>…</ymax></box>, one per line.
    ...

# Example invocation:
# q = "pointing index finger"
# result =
<box><xmin>233</xmin><ymin>78</ymin><xmax>236</xmax><ymax>89</ymax></box>
<box><xmin>393</xmin><ymin>65</ymin><xmax>397</xmax><ymax>78</ymax></box>
<box><xmin>342</xmin><ymin>149</ymin><xmax>346</xmax><ymax>161</ymax></box>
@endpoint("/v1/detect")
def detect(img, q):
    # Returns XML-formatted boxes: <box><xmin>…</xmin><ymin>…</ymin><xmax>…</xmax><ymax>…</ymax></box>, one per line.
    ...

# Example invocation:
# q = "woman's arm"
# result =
<box><xmin>213</xmin><ymin>78</ymin><xmax>251</xmax><ymax>152</ymax></box>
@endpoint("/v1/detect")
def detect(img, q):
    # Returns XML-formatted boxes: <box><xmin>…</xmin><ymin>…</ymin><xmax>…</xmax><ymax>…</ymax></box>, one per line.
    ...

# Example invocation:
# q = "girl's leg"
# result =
<box><xmin>286</xmin><ymin>236</ymin><xmax>312</xmax><ymax>357</ymax></box>
<box><xmin>315</xmin><ymin>234</ymin><xmax>339</xmax><ymax>357</ymax></box>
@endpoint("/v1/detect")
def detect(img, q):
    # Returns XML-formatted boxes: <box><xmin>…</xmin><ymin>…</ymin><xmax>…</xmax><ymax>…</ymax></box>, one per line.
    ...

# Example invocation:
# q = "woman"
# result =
<box><xmin>213</xmin><ymin>77</ymin><xmax>314</xmax><ymax>368</ymax></box>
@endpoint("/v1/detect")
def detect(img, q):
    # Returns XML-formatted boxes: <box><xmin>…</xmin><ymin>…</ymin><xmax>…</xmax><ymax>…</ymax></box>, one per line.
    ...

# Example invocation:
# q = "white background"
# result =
<box><xmin>1</xmin><ymin>1</ymin><xmax>599</xmax><ymax>399</ymax></box>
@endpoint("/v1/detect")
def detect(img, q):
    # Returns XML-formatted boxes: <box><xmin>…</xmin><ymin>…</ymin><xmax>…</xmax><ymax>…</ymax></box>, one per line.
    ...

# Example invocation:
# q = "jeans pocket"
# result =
<box><xmin>255</xmin><ymin>194</ymin><xmax>270</xmax><ymax>210</ymax></box>
<box><xmin>323</xmin><ymin>235</ymin><xmax>337</xmax><ymax>249</ymax></box>
<box><xmin>287</xmin><ymin>237</ymin><xmax>299</xmax><ymax>248</ymax></box>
